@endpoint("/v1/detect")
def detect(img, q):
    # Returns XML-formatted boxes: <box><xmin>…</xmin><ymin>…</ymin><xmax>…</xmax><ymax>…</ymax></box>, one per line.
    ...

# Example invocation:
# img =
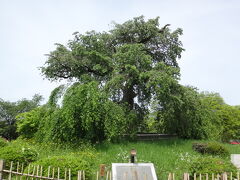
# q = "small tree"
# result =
<box><xmin>0</xmin><ymin>94</ymin><xmax>43</xmax><ymax>140</ymax></box>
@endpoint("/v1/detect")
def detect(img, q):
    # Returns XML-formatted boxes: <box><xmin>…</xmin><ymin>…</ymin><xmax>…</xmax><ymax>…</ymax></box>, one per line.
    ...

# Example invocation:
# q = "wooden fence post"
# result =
<box><xmin>183</xmin><ymin>173</ymin><xmax>189</xmax><ymax>180</ymax></box>
<box><xmin>96</xmin><ymin>171</ymin><xmax>99</xmax><ymax>180</ymax></box>
<box><xmin>68</xmin><ymin>168</ymin><xmax>71</xmax><ymax>180</ymax></box>
<box><xmin>8</xmin><ymin>161</ymin><xmax>13</xmax><ymax>180</ymax></box>
<box><xmin>0</xmin><ymin>160</ymin><xmax>4</xmax><ymax>180</ymax></box>
<box><xmin>222</xmin><ymin>172</ymin><xmax>227</xmax><ymax>180</ymax></box>
<box><xmin>77</xmin><ymin>170</ymin><xmax>82</xmax><ymax>180</ymax></box>
<box><xmin>168</xmin><ymin>173</ymin><xmax>175</xmax><ymax>180</ymax></box>
<box><xmin>194</xmin><ymin>173</ymin><xmax>196</xmax><ymax>180</ymax></box>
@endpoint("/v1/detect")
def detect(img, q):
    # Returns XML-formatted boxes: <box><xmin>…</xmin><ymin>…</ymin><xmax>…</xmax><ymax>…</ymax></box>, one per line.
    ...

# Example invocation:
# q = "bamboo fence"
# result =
<box><xmin>1</xmin><ymin>160</ymin><xmax>239</xmax><ymax>180</ymax></box>
<box><xmin>0</xmin><ymin>160</ymin><xmax>87</xmax><ymax>180</ymax></box>
<box><xmin>168</xmin><ymin>172</ymin><xmax>240</xmax><ymax>180</ymax></box>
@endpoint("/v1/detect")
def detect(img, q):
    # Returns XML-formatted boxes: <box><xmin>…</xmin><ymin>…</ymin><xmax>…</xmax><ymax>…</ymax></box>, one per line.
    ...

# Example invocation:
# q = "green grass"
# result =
<box><xmin>1</xmin><ymin>138</ymin><xmax>240</xmax><ymax>179</ymax></box>
<box><xmin>94</xmin><ymin>139</ymin><xmax>198</xmax><ymax>178</ymax></box>
<box><xmin>225</xmin><ymin>143</ymin><xmax>240</xmax><ymax>154</ymax></box>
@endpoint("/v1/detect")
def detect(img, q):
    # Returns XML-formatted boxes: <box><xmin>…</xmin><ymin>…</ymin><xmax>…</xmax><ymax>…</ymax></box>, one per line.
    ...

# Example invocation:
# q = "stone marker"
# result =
<box><xmin>112</xmin><ymin>163</ymin><xmax>157</xmax><ymax>180</ymax></box>
<box><xmin>231</xmin><ymin>154</ymin><xmax>240</xmax><ymax>169</ymax></box>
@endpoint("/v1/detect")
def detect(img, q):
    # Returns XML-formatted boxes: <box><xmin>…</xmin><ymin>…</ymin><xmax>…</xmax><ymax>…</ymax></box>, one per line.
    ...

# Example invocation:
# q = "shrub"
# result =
<box><xmin>189</xmin><ymin>156</ymin><xmax>237</xmax><ymax>176</ymax></box>
<box><xmin>192</xmin><ymin>142</ymin><xmax>229</xmax><ymax>156</ymax></box>
<box><xmin>0</xmin><ymin>137</ymin><xmax>8</xmax><ymax>148</ymax></box>
<box><xmin>192</xmin><ymin>143</ymin><xmax>207</xmax><ymax>154</ymax></box>
<box><xmin>206</xmin><ymin>142</ymin><xmax>229</xmax><ymax>156</ymax></box>
<box><xmin>16</xmin><ymin>107</ymin><xmax>43</xmax><ymax>139</ymax></box>
<box><xmin>0</xmin><ymin>144</ymin><xmax>38</xmax><ymax>167</ymax></box>
<box><xmin>29</xmin><ymin>152</ymin><xmax>97</xmax><ymax>179</ymax></box>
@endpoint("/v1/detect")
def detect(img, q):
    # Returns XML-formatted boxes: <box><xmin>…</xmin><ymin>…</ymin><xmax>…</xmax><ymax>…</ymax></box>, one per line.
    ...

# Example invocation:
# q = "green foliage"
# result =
<box><xmin>103</xmin><ymin>101</ymin><xmax>135</xmax><ymax>141</ymax></box>
<box><xmin>0</xmin><ymin>141</ymin><xmax>38</xmax><ymax>167</ymax></box>
<box><xmin>16</xmin><ymin>106</ymin><xmax>49</xmax><ymax>139</ymax></box>
<box><xmin>0</xmin><ymin>95</ymin><xmax>43</xmax><ymax>140</ymax></box>
<box><xmin>219</xmin><ymin>105</ymin><xmax>240</xmax><ymax>142</ymax></box>
<box><xmin>189</xmin><ymin>156</ymin><xmax>237</xmax><ymax>176</ymax></box>
<box><xmin>17</xmin><ymin>82</ymin><xmax>134</xmax><ymax>142</ymax></box>
<box><xmin>206</xmin><ymin>142</ymin><xmax>229</xmax><ymax>156</ymax></box>
<box><xmin>16</xmin><ymin>85</ymin><xmax>67</xmax><ymax>141</ymax></box>
<box><xmin>151</xmin><ymin>86</ymin><xmax>217</xmax><ymax>139</ymax></box>
<box><xmin>145</xmin><ymin>87</ymin><xmax>240</xmax><ymax>141</ymax></box>
<box><xmin>192</xmin><ymin>142</ymin><xmax>229</xmax><ymax>156</ymax></box>
<box><xmin>0</xmin><ymin>137</ymin><xmax>8</xmax><ymax>147</ymax></box>
<box><xmin>161</xmin><ymin>86</ymin><xmax>203</xmax><ymax>138</ymax></box>
<box><xmin>47</xmin><ymin>85</ymin><xmax>66</xmax><ymax>107</ymax></box>
<box><xmin>52</xmin><ymin>82</ymin><xmax>134</xmax><ymax>142</ymax></box>
<box><xmin>40</xmin><ymin>16</ymin><xmax>184</xmax><ymax>134</ymax></box>
<box><xmin>199</xmin><ymin>92</ymin><xmax>240</xmax><ymax>141</ymax></box>
<box><xmin>177</xmin><ymin>88</ymin><xmax>221</xmax><ymax>139</ymax></box>
<box><xmin>162</xmin><ymin>88</ymin><xmax>236</xmax><ymax>140</ymax></box>
<box><xmin>51</xmin><ymin>82</ymin><xmax>108</xmax><ymax>142</ymax></box>
<box><xmin>30</xmin><ymin>152</ymin><xmax>96</xmax><ymax>178</ymax></box>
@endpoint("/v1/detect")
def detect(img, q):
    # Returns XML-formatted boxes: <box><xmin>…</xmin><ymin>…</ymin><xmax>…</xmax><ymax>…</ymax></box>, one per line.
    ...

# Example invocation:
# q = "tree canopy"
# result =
<box><xmin>41</xmin><ymin>16</ymin><xmax>184</xmax><ymax>117</ymax></box>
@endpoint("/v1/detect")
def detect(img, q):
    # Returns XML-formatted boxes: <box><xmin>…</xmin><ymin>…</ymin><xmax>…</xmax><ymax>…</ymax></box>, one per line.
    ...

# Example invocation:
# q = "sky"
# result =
<box><xmin>0</xmin><ymin>0</ymin><xmax>240</xmax><ymax>105</ymax></box>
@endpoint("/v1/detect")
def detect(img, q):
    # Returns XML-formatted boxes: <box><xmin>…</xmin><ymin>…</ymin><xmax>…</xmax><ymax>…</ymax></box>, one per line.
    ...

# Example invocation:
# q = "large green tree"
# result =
<box><xmin>41</xmin><ymin>16</ymin><xmax>184</xmax><ymax>121</ymax></box>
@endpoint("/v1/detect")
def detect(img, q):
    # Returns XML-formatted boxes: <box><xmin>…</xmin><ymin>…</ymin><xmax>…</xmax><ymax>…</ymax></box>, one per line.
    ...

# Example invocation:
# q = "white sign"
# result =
<box><xmin>231</xmin><ymin>154</ymin><xmax>240</xmax><ymax>169</ymax></box>
<box><xmin>112</xmin><ymin>163</ymin><xmax>158</xmax><ymax>180</ymax></box>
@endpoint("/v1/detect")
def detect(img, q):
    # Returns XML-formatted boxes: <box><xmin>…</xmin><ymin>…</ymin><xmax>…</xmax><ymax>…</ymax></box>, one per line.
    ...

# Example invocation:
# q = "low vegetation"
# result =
<box><xmin>0</xmin><ymin>137</ymin><xmax>8</xmax><ymax>147</ymax></box>
<box><xmin>0</xmin><ymin>138</ymin><xmax>239</xmax><ymax>179</ymax></box>
<box><xmin>0</xmin><ymin>139</ymin><xmax>38</xmax><ymax>168</ymax></box>
<box><xmin>192</xmin><ymin>142</ymin><xmax>229</xmax><ymax>156</ymax></box>
<box><xmin>189</xmin><ymin>156</ymin><xmax>237</xmax><ymax>177</ymax></box>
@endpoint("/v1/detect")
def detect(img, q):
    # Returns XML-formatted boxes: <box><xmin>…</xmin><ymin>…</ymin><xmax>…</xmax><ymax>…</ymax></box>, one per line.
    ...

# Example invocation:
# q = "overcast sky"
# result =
<box><xmin>0</xmin><ymin>0</ymin><xmax>240</xmax><ymax>105</ymax></box>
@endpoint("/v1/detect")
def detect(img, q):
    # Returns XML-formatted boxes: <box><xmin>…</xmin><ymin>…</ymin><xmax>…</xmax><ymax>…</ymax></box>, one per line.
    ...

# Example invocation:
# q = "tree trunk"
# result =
<box><xmin>122</xmin><ymin>85</ymin><xmax>136</xmax><ymax>110</ymax></box>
